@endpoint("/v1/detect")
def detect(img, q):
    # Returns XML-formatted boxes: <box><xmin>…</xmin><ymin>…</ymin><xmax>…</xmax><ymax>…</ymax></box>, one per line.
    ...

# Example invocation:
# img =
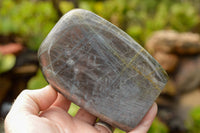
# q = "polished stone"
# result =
<box><xmin>38</xmin><ymin>9</ymin><xmax>168</xmax><ymax>131</ymax></box>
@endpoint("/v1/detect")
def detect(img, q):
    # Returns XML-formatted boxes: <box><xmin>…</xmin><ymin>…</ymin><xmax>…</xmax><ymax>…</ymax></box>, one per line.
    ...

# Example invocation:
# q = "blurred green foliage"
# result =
<box><xmin>0</xmin><ymin>0</ymin><xmax>58</xmax><ymax>50</ymax></box>
<box><xmin>187</xmin><ymin>106</ymin><xmax>200</xmax><ymax>133</ymax></box>
<box><xmin>114</xmin><ymin>128</ymin><xmax>125</xmax><ymax>133</ymax></box>
<box><xmin>0</xmin><ymin>54</ymin><xmax>16</xmax><ymax>74</ymax></box>
<box><xmin>59</xmin><ymin>1</ymin><xmax>74</xmax><ymax>13</ymax></box>
<box><xmin>27</xmin><ymin>69</ymin><xmax>48</xmax><ymax>89</ymax></box>
<box><xmin>0</xmin><ymin>0</ymin><xmax>199</xmax><ymax>49</ymax></box>
<box><xmin>148</xmin><ymin>118</ymin><xmax>169</xmax><ymax>133</ymax></box>
<box><xmin>68</xmin><ymin>103</ymin><xmax>80</xmax><ymax>117</ymax></box>
<box><xmin>79</xmin><ymin>0</ymin><xmax>199</xmax><ymax>45</ymax></box>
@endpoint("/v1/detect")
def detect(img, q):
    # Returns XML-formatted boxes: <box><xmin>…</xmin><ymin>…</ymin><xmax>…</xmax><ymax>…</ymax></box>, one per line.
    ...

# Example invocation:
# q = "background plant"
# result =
<box><xmin>0</xmin><ymin>54</ymin><xmax>15</xmax><ymax>74</ymax></box>
<box><xmin>0</xmin><ymin>0</ymin><xmax>64</xmax><ymax>50</ymax></box>
<box><xmin>0</xmin><ymin>0</ymin><xmax>199</xmax><ymax>50</ymax></box>
<box><xmin>187</xmin><ymin>107</ymin><xmax>200</xmax><ymax>133</ymax></box>
<box><xmin>79</xmin><ymin>0</ymin><xmax>199</xmax><ymax>45</ymax></box>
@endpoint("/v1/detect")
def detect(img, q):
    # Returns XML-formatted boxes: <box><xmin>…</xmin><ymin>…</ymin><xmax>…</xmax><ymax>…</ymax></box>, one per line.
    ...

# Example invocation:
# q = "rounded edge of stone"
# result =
<box><xmin>62</xmin><ymin>8</ymin><xmax>92</xmax><ymax>19</ymax></box>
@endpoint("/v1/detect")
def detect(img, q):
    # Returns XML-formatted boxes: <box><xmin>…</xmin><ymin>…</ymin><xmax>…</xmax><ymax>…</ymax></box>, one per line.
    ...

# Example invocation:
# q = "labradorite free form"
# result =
<box><xmin>38</xmin><ymin>9</ymin><xmax>168</xmax><ymax>131</ymax></box>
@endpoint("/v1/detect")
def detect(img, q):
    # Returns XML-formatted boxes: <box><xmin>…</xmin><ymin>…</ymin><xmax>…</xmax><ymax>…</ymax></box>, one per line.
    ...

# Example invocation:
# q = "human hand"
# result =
<box><xmin>4</xmin><ymin>85</ymin><xmax>157</xmax><ymax>133</ymax></box>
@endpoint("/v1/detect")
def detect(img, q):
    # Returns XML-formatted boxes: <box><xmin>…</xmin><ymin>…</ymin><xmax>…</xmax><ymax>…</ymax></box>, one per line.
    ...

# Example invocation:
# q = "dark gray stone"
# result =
<box><xmin>38</xmin><ymin>9</ymin><xmax>168</xmax><ymax>131</ymax></box>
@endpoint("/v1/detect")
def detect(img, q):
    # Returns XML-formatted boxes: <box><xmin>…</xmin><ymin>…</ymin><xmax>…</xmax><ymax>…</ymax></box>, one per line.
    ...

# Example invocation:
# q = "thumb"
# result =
<box><xmin>4</xmin><ymin>86</ymin><xmax>60</xmax><ymax>133</ymax></box>
<box><xmin>129</xmin><ymin>103</ymin><xmax>158</xmax><ymax>133</ymax></box>
<box><xmin>7</xmin><ymin>85</ymin><xmax>58</xmax><ymax>116</ymax></box>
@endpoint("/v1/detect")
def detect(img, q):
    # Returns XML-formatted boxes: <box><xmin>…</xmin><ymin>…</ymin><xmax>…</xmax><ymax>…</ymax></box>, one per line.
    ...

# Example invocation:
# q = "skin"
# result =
<box><xmin>4</xmin><ymin>85</ymin><xmax>157</xmax><ymax>133</ymax></box>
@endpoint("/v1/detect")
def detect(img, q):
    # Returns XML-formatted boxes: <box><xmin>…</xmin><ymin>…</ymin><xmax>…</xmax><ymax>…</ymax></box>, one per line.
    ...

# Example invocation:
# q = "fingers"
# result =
<box><xmin>75</xmin><ymin>108</ymin><xmax>97</xmax><ymax>124</ymax></box>
<box><xmin>95</xmin><ymin>125</ymin><xmax>112</xmax><ymax>133</ymax></box>
<box><xmin>52</xmin><ymin>92</ymin><xmax>71</xmax><ymax>111</ymax></box>
<box><xmin>129</xmin><ymin>102</ymin><xmax>158</xmax><ymax>133</ymax></box>
<box><xmin>94</xmin><ymin>121</ymin><xmax>113</xmax><ymax>133</ymax></box>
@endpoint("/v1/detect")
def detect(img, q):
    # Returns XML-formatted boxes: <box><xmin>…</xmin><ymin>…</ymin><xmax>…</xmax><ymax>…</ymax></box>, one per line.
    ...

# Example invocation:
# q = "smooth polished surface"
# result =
<box><xmin>38</xmin><ymin>9</ymin><xmax>168</xmax><ymax>131</ymax></box>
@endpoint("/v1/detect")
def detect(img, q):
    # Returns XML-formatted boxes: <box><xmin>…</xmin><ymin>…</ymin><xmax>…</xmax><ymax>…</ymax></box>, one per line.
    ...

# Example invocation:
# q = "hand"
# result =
<box><xmin>4</xmin><ymin>85</ymin><xmax>157</xmax><ymax>133</ymax></box>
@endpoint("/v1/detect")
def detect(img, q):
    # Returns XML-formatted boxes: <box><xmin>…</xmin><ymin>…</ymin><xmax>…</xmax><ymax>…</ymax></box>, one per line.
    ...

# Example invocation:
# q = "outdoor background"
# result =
<box><xmin>0</xmin><ymin>0</ymin><xmax>200</xmax><ymax>133</ymax></box>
